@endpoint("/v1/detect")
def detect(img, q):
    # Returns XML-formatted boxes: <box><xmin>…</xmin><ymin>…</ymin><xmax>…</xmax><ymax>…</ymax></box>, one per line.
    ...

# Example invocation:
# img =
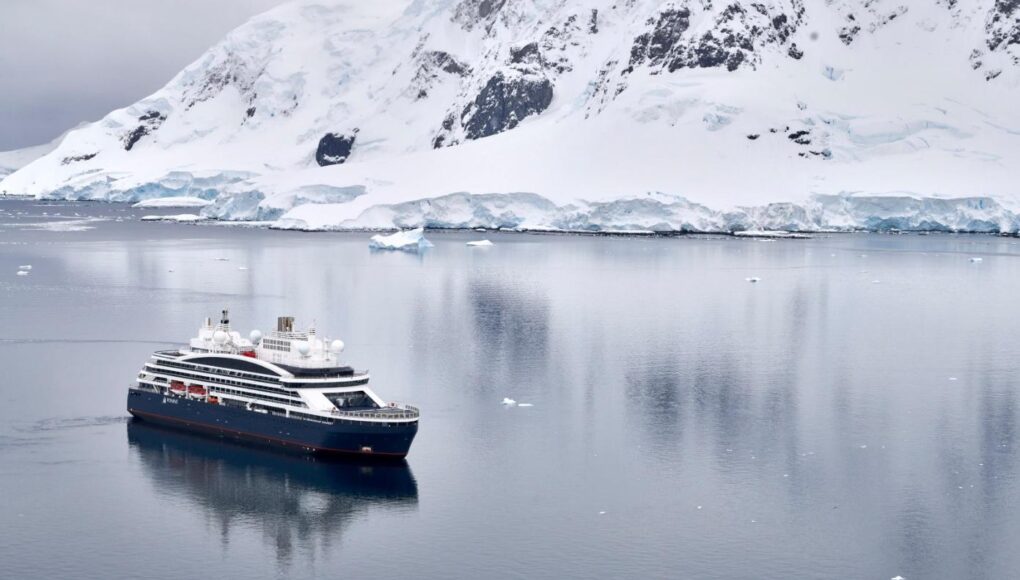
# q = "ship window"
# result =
<box><xmin>326</xmin><ymin>391</ymin><xmax>377</xmax><ymax>410</ymax></box>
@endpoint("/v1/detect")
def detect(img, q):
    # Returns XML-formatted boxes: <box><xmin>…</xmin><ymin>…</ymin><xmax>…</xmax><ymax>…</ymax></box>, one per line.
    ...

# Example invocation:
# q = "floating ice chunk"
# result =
<box><xmin>969</xmin><ymin>257</ymin><xmax>983</xmax><ymax>263</ymax></box>
<box><xmin>892</xmin><ymin>576</ymin><xmax>906</xmax><ymax>580</ymax></box>
<box><xmin>697</xmin><ymin>506</ymin><xmax>702</xmax><ymax>510</ymax></box>
<box><xmin>18</xmin><ymin>265</ymin><xmax>31</xmax><ymax>270</ymax></box>
<box><xmin>746</xmin><ymin>277</ymin><xmax>761</xmax><ymax>283</ymax></box>
<box><xmin>517</xmin><ymin>403</ymin><xmax>534</xmax><ymax>407</ymax></box>
<box><xmin>215</xmin><ymin>257</ymin><xmax>230</xmax><ymax>261</ymax></box>
<box><xmin>238</xmin><ymin>266</ymin><xmax>249</xmax><ymax>271</ymax></box>
<box><xmin>598</xmin><ymin>511</ymin><xmax>606</xmax><ymax>515</ymax></box>
<box><xmin>132</xmin><ymin>196</ymin><xmax>212</xmax><ymax>209</ymax></box>
<box><xmin>948</xmin><ymin>377</ymin><xmax>958</xmax><ymax>381</ymax></box>
<box><xmin>141</xmin><ymin>213</ymin><xmax>207</xmax><ymax>222</ymax></box>
<box><xmin>501</xmin><ymin>397</ymin><xmax>517</xmax><ymax>406</ymax></box>
<box><xmin>467</xmin><ymin>239</ymin><xmax>494</xmax><ymax>247</ymax></box>
<box><xmin>369</xmin><ymin>227</ymin><xmax>434</xmax><ymax>252</ymax></box>
<box><xmin>872</xmin><ymin>280</ymin><xmax>881</xmax><ymax>284</ymax></box>
<box><xmin>16</xmin><ymin>270</ymin><xmax>29</xmax><ymax>276</ymax></box>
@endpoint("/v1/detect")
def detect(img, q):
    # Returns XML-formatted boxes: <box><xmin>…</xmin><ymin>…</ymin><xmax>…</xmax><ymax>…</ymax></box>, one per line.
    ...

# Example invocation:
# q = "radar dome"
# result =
<box><xmin>213</xmin><ymin>330</ymin><xmax>228</xmax><ymax>344</ymax></box>
<box><xmin>330</xmin><ymin>340</ymin><xmax>345</xmax><ymax>353</ymax></box>
<box><xmin>249</xmin><ymin>330</ymin><xmax>263</xmax><ymax>344</ymax></box>
<box><xmin>296</xmin><ymin>342</ymin><xmax>311</xmax><ymax>356</ymax></box>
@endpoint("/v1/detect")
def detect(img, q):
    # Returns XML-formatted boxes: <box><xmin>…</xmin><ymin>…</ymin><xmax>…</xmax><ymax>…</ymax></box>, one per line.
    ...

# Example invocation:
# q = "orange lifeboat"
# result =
<box><xmin>187</xmin><ymin>384</ymin><xmax>207</xmax><ymax>396</ymax></box>
<box><xmin>169</xmin><ymin>381</ymin><xmax>186</xmax><ymax>393</ymax></box>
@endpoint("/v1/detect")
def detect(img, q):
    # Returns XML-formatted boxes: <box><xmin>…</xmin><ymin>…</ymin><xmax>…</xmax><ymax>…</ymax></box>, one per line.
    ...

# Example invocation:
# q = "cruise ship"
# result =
<box><xmin>126</xmin><ymin>311</ymin><xmax>419</xmax><ymax>458</ymax></box>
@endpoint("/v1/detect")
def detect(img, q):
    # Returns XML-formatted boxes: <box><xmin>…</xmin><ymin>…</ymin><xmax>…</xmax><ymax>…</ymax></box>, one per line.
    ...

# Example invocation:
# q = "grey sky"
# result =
<box><xmin>0</xmin><ymin>0</ymin><xmax>285</xmax><ymax>150</ymax></box>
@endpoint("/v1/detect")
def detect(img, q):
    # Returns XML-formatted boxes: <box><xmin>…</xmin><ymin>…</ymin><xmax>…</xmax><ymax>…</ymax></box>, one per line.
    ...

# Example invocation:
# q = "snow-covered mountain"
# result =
<box><xmin>2</xmin><ymin>0</ymin><xmax>1019</xmax><ymax>232</ymax></box>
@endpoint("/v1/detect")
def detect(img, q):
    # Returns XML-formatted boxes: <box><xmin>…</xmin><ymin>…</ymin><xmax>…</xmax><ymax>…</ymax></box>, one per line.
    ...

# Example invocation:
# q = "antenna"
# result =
<box><xmin>221</xmin><ymin>309</ymin><xmax>230</xmax><ymax>325</ymax></box>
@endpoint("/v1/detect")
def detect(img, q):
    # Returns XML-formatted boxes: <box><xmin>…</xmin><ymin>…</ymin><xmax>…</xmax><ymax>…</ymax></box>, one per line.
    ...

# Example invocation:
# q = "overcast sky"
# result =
<box><xmin>0</xmin><ymin>0</ymin><xmax>285</xmax><ymax>150</ymax></box>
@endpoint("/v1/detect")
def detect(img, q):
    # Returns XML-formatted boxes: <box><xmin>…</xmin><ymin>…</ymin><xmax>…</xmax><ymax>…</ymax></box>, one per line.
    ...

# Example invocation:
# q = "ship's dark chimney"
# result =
<box><xmin>277</xmin><ymin>316</ymin><xmax>294</xmax><ymax>332</ymax></box>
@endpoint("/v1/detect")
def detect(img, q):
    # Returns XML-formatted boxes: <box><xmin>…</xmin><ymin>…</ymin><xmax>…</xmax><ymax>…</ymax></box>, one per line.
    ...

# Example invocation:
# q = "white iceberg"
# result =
<box><xmin>132</xmin><ymin>196</ymin><xmax>212</xmax><ymax>209</ymax></box>
<box><xmin>140</xmin><ymin>213</ymin><xmax>207</xmax><ymax>222</ymax></box>
<box><xmin>467</xmin><ymin>239</ymin><xmax>494</xmax><ymax>247</ymax></box>
<box><xmin>18</xmin><ymin>265</ymin><xmax>31</xmax><ymax>270</ymax></box>
<box><xmin>501</xmin><ymin>397</ymin><xmax>517</xmax><ymax>407</ymax></box>
<box><xmin>369</xmin><ymin>227</ymin><xmax>434</xmax><ymax>252</ymax></box>
<box><xmin>16</xmin><ymin>270</ymin><xmax>29</xmax><ymax>276</ymax></box>
<box><xmin>517</xmin><ymin>403</ymin><xmax>534</xmax><ymax>407</ymax></box>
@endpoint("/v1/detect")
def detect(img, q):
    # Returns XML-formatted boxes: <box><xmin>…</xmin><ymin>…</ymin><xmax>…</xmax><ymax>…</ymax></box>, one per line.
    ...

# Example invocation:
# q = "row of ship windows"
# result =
<box><xmin>157</xmin><ymin>358</ymin><xmax>279</xmax><ymax>384</ymax></box>
<box><xmin>262</xmin><ymin>338</ymin><xmax>291</xmax><ymax>352</ymax></box>
<box><xmin>211</xmin><ymin>386</ymin><xmax>306</xmax><ymax>408</ymax></box>
<box><xmin>148</xmin><ymin>366</ymin><xmax>302</xmax><ymax>401</ymax></box>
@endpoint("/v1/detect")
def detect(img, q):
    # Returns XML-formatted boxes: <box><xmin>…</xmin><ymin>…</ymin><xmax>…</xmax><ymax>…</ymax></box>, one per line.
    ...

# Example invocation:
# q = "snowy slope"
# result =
<box><xmin>2</xmin><ymin>0</ymin><xmax>1019</xmax><ymax>232</ymax></box>
<box><xmin>0</xmin><ymin>123</ymin><xmax>87</xmax><ymax>178</ymax></box>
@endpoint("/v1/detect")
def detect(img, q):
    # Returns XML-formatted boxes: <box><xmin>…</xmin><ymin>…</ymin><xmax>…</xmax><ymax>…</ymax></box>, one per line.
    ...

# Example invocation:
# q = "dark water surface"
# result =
<box><xmin>1</xmin><ymin>200</ymin><xmax>1019</xmax><ymax>579</ymax></box>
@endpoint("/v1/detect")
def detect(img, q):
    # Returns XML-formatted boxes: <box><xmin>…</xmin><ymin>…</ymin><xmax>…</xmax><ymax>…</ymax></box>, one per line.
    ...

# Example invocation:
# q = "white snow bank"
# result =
<box><xmin>132</xmin><ymin>196</ymin><xmax>212</xmax><ymax>208</ymax></box>
<box><xmin>368</xmin><ymin>227</ymin><xmax>434</xmax><ymax>252</ymax></box>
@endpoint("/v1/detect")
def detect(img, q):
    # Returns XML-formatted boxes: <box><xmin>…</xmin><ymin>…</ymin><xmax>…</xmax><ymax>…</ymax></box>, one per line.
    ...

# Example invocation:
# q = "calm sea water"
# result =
<box><xmin>1</xmin><ymin>200</ymin><xmax>1019</xmax><ymax>579</ymax></box>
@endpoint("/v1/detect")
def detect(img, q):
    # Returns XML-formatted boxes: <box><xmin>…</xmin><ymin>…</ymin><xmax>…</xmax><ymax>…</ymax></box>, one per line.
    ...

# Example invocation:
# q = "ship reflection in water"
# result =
<box><xmin>126</xmin><ymin>420</ymin><xmax>418</xmax><ymax>563</ymax></box>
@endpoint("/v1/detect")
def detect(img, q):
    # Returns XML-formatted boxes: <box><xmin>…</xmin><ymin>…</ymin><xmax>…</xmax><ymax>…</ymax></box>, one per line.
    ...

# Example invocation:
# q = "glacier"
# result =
<box><xmin>1</xmin><ymin>0</ymin><xmax>1019</xmax><ymax>234</ymax></box>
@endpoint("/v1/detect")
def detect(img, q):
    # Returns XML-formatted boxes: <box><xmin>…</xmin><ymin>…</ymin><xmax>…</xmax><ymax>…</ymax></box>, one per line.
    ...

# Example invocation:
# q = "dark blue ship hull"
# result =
<box><xmin>127</xmin><ymin>389</ymin><xmax>417</xmax><ymax>458</ymax></box>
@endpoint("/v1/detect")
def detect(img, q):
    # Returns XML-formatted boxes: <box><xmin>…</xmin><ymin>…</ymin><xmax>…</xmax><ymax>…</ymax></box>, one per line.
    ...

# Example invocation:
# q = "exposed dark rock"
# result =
<box><xmin>589</xmin><ymin>9</ymin><xmax>599</xmax><ymax>34</ymax></box>
<box><xmin>628</xmin><ymin>3</ymin><xmax>803</xmax><ymax>75</ymax></box>
<box><xmin>788</xmin><ymin>42</ymin><xmax>804</xmax><ymax>59</ymax></box>
<box><xmin>986</xmin><ymin>0</ymin><xmax>1020</xmax><ymax>55</ymax></box>
<box><xmin>452</xmin><ymin>0</ymin><xmax>507</xmax><ymax>31</ymax></box>
<box><xmin>787</xmin><ymin>130</ymin><xmax>811</xmax><ymax>145</ymax></box>
<box><xmin>246</xmin><ymin>106</ymin><xmax>256</xmax><ymax>118</ymax></box>
<box><xmin>411</xmin><ymin>50</ymin><xmax>471</xmax><ymax>100</ymax></box>
<box><xmin>747</xmin><ymin>134</ymin><xmax>760</xmax><ymax>140</ymax></box>
<box><xmin>461</xmin><ymin>72</ymin><xmax>553</xmax><ymax>140</ymax></box>
<box><xmin>510</xmin><ymin>42</ymin><xmax>543</xmax><ymax>65</ymax></box>
<box><xmin>61</xmin><ymin>152</ymin><xmax>97</xmax><ymax>165</ymax></box>
<box><xmin>123</xmin><ymin>110</ymin><xmax>167</xmax><ymax>151</ymax></box>
<box><xmin>315</xmin><ymin>131</ymin><xmax>357</xmax><ymax>166</ymax></box>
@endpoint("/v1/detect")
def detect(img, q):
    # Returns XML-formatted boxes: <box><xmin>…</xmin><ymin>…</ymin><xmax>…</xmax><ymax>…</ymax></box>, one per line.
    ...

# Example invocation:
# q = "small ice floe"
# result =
<box><xmin>501</xmin><ymin>397</ymin><xmax>517</xmax><ymax>406</ymax></box>
<box><xmin>18</xmin><ymin>265</ymin><xmax>31</xmax><ymax>270</ymax></box>
<box><xmin>598</xmin><ymin>511</ymin><xmax>606</xmax><ymax>515</ymax></box>
<box><xmin>16</xmin><ymin>270</ymin><xmax>29</xmax><ymax>276</ymax></box>
<box><xmin>238</xmin><ymin>266</ymin><xmax>249</xmax><ymax>271</ymax></box>
<box><xmin>466</xmin><ymin>239</ymin><xmax>494</xmax><ymax>247</ymax></box>
<box><xmin>969</xmin><ymin>257</ymin><xmax>983</xmax><ymax>263</ymax></box>
<box><xmin>517</xmin><ymin>403</ymin><xmax>534</xmax><ymax>407</ymax></box>
<box><xmin>892</xmin><ymin>576</ymin><xmax>906</xmax><ymax>580</ymax></box>
<box><xmin>745</xmin><ymin>277</ymin><xmax>762</xmax><ymax>283</ymax></box>
<box><xmin>872</xmin><ymin>280</ymin><xmax>881</xmax><ymax>284</ymax></box>
<box><xmin>140</xmin><ymin>213</ymin><xmax>207</xmax><ymax>223</ymax></box>
<box><xmin>132</xmin><ymin>196</ymin><xmax>212</xmax><ymax>209</ymax></box>
<box><xmin>734</xmin><ymin>230</ymin><xmax>811</xmax><ymax>239</ymax></box>
<box><xmin>215</xmin><ymin>257</ymin><xmax>230</xmax><ymax>261</ymax></box>
<box><xmin>369</xmin><ymin>227</ymin><xmax>434</xmax><ymax>252</ymax></box>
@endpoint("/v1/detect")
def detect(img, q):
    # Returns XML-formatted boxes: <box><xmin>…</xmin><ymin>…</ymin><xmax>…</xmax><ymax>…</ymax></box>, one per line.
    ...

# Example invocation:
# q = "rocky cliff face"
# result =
<box><xmin>2</xmin><ymin>0</ymin><xmax>1018</xmax><ymax>232</ymax></box>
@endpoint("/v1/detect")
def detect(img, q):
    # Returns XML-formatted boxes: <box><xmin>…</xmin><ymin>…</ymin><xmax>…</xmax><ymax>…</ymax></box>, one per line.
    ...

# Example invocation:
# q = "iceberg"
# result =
<box><xmin>140</xmin><ymin>213</ymin><xmax>207</xmax><ymax>222</ymax></box>
<box><xmin>132</xmin><ymin>196</ymin><xmax>212</xmax><ymax>208</ymax></box>
<box><xmin>466</xmin><ymin>239</ymin><xmax>494</xmax><ymax>247</ymax></box>
<box><xmin>368</xmin><ymin>228</ymin><xmax>434</xmax><ymax>252</ymax></box>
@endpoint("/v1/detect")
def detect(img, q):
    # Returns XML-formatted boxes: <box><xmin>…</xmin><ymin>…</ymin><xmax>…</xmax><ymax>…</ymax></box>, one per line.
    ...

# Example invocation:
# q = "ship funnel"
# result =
<box><xmin>277</xmin><ymin>316</ymin><xmax>294</xmax><ymax>332</ymax></box>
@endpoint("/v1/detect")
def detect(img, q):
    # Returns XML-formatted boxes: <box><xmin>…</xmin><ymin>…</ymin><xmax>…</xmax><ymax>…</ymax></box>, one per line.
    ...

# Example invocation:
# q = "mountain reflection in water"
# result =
<box><xmin>126</xmin><ymin>420</ymin><xmax>418</xmax><ymax>564</ymax></box>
